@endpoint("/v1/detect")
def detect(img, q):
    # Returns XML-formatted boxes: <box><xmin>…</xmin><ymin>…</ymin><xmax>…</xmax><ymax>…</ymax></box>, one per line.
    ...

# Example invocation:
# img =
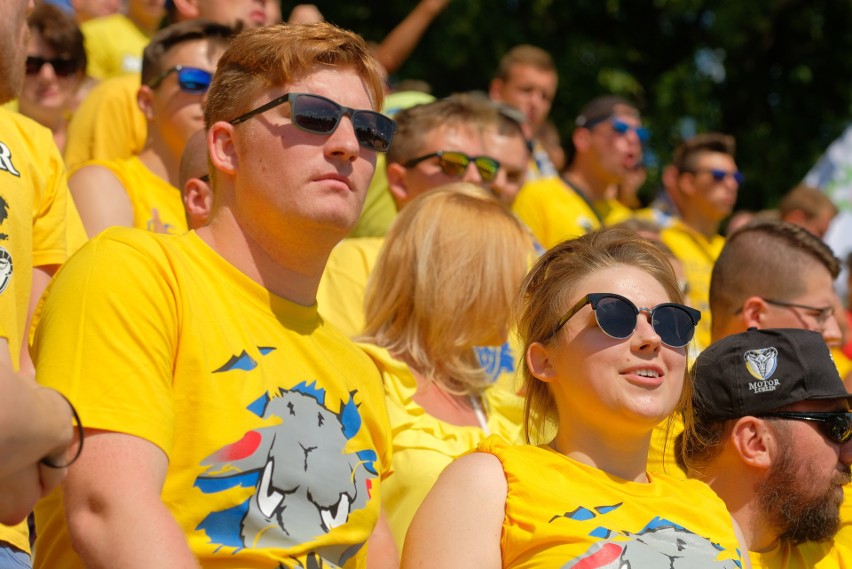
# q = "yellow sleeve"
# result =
<box><xmin>32</xmin><ymin>231</ymin><xmax>179</xmax><ymax>456</ymax></box>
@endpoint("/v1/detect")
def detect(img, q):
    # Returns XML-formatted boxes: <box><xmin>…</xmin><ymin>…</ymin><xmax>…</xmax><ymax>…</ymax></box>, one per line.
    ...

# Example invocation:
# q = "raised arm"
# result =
<box><xmin>63</xmin><ymin>430</ymin><xmax>200</xmax><ymax>569</ymax></box>
<box><xmin>374</xmin><ymin>0</ymin><xmax>451</xmax><ymax>75</ymax></box>
<box><xmin>401</xmin><ymin>452</ymin><xmax>505</xmax><ymax>569</ymax></box>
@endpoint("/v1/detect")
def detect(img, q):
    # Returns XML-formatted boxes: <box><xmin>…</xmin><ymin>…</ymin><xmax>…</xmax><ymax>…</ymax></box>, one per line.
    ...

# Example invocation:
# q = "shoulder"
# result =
<box><xmin>0</xmin><ymin>108</ymin><xmax>54</xmax><ymax>149</ymax></box>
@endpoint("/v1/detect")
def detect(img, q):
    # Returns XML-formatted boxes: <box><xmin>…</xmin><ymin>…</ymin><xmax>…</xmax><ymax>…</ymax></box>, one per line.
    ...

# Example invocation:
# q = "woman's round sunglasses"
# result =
<box><xmin>227</xmin><ymin>92</ymin><xmax>397</xmax><ymax>153</ymax></box>
<box><xmin>548</xmin><ymin>292</ymin><xmax>701</xmax><ymax>348</ymax></box>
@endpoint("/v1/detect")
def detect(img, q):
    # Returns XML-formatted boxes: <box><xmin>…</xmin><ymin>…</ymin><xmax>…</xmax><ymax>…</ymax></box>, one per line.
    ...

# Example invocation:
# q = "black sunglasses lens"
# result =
<box><xmin>293</xmin><ymin>95</ymin><xmax>340</xmax><ymax>134</ymax></box>
<box><xmin>353</xmin><ymin>112</ymin><xmax>393</xmax><ymax>152</ymax></box>
<box><xmin>25</xmin><ymin>57</ymin><xmax>41</xmax><ymax>75</ymax></box>
<box><xmin>594</xmin><ymin>296</ymin><xmax>637</xmax><ymax>339</ymax></box>
<box><xmin>823</xmin><ymin>414</ymin><xmax>852</xmax><ymax>443</ymax></box>
<box><xmin>52</xmin><ymin>58</ymin><xmax>78</xmax><ymax>77</ymax></box>
<box><xmin>653</xmin><ymin>305</ymin><xmax>696</xmax><ymax>348</ymax></box>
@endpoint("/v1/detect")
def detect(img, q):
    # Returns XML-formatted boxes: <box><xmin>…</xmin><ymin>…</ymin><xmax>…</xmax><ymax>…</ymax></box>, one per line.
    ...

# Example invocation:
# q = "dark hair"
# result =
<box><xmin>28</xmin><ymin>1</ymin><xmax>87</xmax><ymax>76</ymax></box>
<box><xmin>141</xmin><ymin>19</ymin><xmax>236</xmax><ymax>87</ymax></box>
<box><xmin>672</xmin><ymin>132</ymin><xmax>736</xmax><ymax>173</ymax></box>
<box><xmin>710</xmin><ymin>219</ymin><xmax>840</xmax><ymax>333</ymax></box>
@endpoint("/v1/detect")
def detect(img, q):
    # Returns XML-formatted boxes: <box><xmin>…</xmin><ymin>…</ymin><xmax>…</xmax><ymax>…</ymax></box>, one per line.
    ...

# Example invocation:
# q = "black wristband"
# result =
<box><xmin>40</xmin><ymin>391</ymin><xmax>84</xmax><ymax>469</ymax></box>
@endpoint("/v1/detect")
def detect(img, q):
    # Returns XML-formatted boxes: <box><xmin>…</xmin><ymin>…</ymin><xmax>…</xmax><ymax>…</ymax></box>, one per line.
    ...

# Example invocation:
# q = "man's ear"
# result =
<box><xmin>208</xmin><ymin>122</ymin><xmax>238</xmax><ymax>176</ymax></box>
<box><xmin>729</xmin><ymin>416</ymin><xmax>774</xmax><ymax>470</ymax></box>
<box><xmin>137</xmin><ymin>85</ymin><xmax>156</xmax><ymax>121</ymax></box>
<box><xmin>170</xmin><ymin>0</ymin><xmax>200</xmax><ymax>20</ymax></box>
<box><xmin>386</xmin><ymin>161</ymin><xmax>409</xmax><ymax>211</ymax></box>
<box><xmin>740</xmin><ymin>296</ymin><xmax>770</xmax><ymax>329</ymax></box>
<box><xmin>571</xmin><ymin>128</ymin><xmax>591</xmax><ymax>155</ymax></box>
<box><xmin>526</xmin><ymin>342</ymin><xmax>556</xmax><ymax>383</ymax></box>
<box><xmin>488</xmin><ymin>78</ymin><xmax>504</xmax><ymax>102</ymax></box>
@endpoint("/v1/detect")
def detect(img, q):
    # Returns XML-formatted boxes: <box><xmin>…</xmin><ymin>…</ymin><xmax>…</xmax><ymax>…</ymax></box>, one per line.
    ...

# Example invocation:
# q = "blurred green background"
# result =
<box><xmin>303</xmin><ymin>0</ymin><xmax>852</xmax><ymax>211</ymax></box>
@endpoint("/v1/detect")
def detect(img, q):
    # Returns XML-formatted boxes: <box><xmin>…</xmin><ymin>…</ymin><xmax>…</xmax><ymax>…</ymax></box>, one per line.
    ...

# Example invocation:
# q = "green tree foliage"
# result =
<box><xmin>315</xmin><ymin>0</ymin><xmax>852</xmax><ymax>209</ymax></box>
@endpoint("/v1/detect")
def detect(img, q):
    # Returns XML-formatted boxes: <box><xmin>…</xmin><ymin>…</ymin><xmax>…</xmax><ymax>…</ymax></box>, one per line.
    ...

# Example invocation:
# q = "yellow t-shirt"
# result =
<box><xmin>0</xmin><ymin>108</ymin><xmax>84</xmax><ymax>555</ymax></box>
<box><xmin>32</xmin><ymin>228</ymin><xmax>392</xmax><ymax>568</ymax></box>
<box><xmin>593</xmin><ymin>197</ymin><xmax>635</xmax><ymax>226</ymax></box>
<box><xmin>349</xmin><ymin>154</ymin><xmax>396</xmax><ymax>238</ymax></box>
<box><xmin>479</xmin><ymin>435</ymin><xmax>746</xmax><ymax>568</ymax></box>
<box><xmin>81</xmin><ymin>14</ymin><xmax>150</xmax><ymax>80</ymax></box>
<box><xmin>661</xmin><ymin>219</ymin><xmax>725</xmax><ymax>353</ymax></box>
<box><xmin>72</xmin><ymin>155</ymin><xmax>187</xmax><ymax>234</ymax></box>
<box><xmin>751</xmin><ymin>538</ymin><xmax>852</xmax><ymax>568</ymax></box>
<box><xmin>317</xmin><ymin>236</ymin><xmax>384</xmax><ymax>338</ymax></box>
<box><xmin>357</xmin><ymin>344</ymin><xmax>523</xmax><ymax>550</ymax></box>
<box><xmin>63</xmin><ymin>74</ymin><xmax>146</xmax><ymax>171</ymax></box>
<box><xmin>512</xmin><ymin>176</ymin><xmax>601</xmax><ymax>250</ymax></box>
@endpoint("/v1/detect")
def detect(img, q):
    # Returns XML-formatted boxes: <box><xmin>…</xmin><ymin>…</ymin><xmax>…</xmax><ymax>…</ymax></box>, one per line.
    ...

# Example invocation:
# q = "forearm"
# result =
<box><xmin>375</xmin><ymin>0</ymin><xmax>449</xmax><ymax>74</ymax></box>
<box><xmin>68</xmin><ymin>493</ymin><xmax>199</xmax><ymax>569</ymax></box>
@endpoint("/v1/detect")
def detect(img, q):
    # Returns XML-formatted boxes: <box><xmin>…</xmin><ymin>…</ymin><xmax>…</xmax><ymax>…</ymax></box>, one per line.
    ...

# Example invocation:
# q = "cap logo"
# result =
<box><xmin>744</xmin><ymin>347</ymin><xmax>778</xmax><ymax>380</ymax></box>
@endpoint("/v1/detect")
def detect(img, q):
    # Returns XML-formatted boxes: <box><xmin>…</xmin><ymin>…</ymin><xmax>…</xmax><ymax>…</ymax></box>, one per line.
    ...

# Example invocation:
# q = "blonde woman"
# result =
<box><xmin>357</xmin><ymin>184</ymin><xmax>535</xmax><ymax>551</ymax></box>
<box><xmin>403</xmin><ymin>228</ymin><xmax>750</xmax><ymax>568</ymax></box>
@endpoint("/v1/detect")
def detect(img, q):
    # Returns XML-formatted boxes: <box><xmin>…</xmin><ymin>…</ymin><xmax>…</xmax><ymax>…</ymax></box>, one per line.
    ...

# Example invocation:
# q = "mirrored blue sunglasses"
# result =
<box><xmin>147</xmin><ymin>65</ymin><xmax>212</xmax><ymax>94</ymax></box>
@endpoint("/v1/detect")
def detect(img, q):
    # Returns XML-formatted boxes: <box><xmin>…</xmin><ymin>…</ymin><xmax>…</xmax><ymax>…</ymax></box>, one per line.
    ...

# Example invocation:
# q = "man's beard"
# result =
<box><xmin>756</xmin><ymin>429</ymin><xmax>851</xmax><ymax>545</ymax></box>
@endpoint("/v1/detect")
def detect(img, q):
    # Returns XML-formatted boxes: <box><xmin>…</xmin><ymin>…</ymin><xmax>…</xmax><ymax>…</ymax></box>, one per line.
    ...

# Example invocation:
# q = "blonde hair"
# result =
<box><xmin>204</xmin><ymin>22</ymin><xmax>386</xmax><ymax>128</ymax></box>
<box><xmin>360</xmin><ymin>184</ymin><xmax>534</xmax><ymax>395</ymax></box>
<box><xmin>516</xmin><ymin>228</ymin><xmax>693</xmax><ymax>443</ymax></box>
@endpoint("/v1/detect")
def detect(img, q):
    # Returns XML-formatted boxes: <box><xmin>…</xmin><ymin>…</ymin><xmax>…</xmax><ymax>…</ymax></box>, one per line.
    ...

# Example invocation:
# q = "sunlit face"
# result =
<box><xmin>19</xmin><ymin>29</ymin><xmax>83</xmax><ymax>122</ymax></box>
<box><xmin>0</xmin><ymin>0</ymin><xmax>33</xmax><ymax>104</ymax></box>
<box><xmin>398</xmin><ymin>124</ymin><xmax>489</xmax><ymax>208</ymax></box>
<box><xmin>679</xmin><ymin>151</ymin><xmax>740</xmax><ymax>223</ymax></box>
<box><xmin>586</xmin><ymin>107</ymin><xmax>644</xmax><ymax>185</ymax></box>
<box><xmin>492</xmin><ymin>63</ymin><xmax>557</xmax><ymax>131</ymax></box>
<box><xmin>757</xmin><ymin>399</ymin><xmax>852</xmax><ymax>544</ymax></box>
<box><xmin>484</xmin><ymin>126</ymin><xmax>529</xmax><ymax>206</ymax></box>
<box><xmin>759</xmin><ymin>263</ymin><xmax>842</xmax><ymax>347</ymax></box>
<box><xmin>197</xmin><ymin>0</ymin><xmax>268</xmax><ymax>28</ymax></box>
<box><xmin>226</xmin><ymin>66</ymin><xmax>378</xmax><ymax>243</ymax></box>
<box><xmin>147</xmin><ymin>39</ymin><xmax>225</xmax><ymax>158</ymax></box>
<box><xmin>536</xmin><ymin>265</ymin><xmax>687</xmax><ymax>435</ymax></box>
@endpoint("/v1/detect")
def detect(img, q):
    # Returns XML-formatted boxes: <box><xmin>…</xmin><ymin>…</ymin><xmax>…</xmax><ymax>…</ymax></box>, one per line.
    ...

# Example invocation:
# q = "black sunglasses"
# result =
<box><xmin>26</xmin><ymin>56</ymin><xmax>78</xmax><ymax>77</ymax></box>
<box><xmin>548</xmin><ymin>292</ymin><xmax>701</xmax><ymax>348</ymax></box>
<box><xmin>760</xmin><ymin>411</ymin><xmax>852</xmax><ymax>444</ymax></box>
<box><xmin>228</xmin><ymin>92</ymin><xmax>396</xmax><ymax>153</ymax></box>
<box><xmin>146</xmin><ymin>65</ymin><xmax>212</xmax><ymax>94</ymax></box>
<box><xmin>404</xmin><ymin>151</ymin><xmax>501</xmax><ymax>183</ymax></box>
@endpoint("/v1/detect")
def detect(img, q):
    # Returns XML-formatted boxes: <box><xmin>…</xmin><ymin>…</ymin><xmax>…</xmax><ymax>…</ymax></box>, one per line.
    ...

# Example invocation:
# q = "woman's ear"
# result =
<box><xmin>527</xmin><ymin>342</ymin><xmax>555</xmax><ymax>383</ymax></box>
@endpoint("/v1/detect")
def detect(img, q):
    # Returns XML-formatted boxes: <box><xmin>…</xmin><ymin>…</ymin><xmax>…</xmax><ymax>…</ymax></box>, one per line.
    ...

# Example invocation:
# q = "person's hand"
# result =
<box><xmin>0</xmin><ymin>463</ymin><xmax>62</xmax><ymax>525</ymax></box>
<box><xmin>287</xmin><ymin>4</ymin><xmax>324</xmax><ymax>24</ymax></box>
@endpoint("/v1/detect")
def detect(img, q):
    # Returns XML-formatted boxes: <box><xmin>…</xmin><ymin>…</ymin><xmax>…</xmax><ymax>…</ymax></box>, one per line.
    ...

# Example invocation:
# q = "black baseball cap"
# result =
<box><xmin>693</xmin><ymin>328</ymin><xmax>852</xmax><ymax>422</ymax></box>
